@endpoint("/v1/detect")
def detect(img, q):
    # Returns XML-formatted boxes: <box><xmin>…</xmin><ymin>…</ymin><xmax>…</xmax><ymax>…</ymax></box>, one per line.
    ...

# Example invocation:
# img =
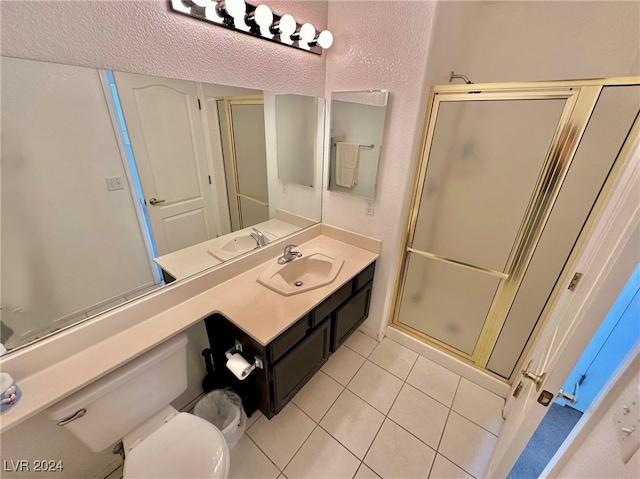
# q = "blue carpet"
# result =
<box><xmin>507</xmin><ymin>403</ymin><xmax>582</xmax><ymax>479</ymax></box>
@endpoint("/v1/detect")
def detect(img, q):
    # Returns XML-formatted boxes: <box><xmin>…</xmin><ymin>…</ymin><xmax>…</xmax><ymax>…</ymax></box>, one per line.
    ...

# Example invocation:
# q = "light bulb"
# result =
<box><xmin>224</xmin><ymin>0</ymin><xmax>246</xmax><ymax>19</ymax></box>
<box><xmin>205</xmin><ymin>2</ymin><xmax>223</xmax><ymax>22</ymax></box>
<box><xmin>298</xmin><ymin>23</ymin><xmax>316</xmax><ymax>49</ymax></box>
<box><xmin>246</xmin><ymin>4</ymin><xmax>273</xmax><ymax>38</ymax></box>
<box><xmin>317</xmin><ymin>30</ymin><xmax>333</xmax><ymax>49</ymax></box>
<box><xmin>218</xmin><ymin>0</ymin><xmax>249</xmax><ymax>31</ymax></box>
<box><xmin>277</xmin><ymin>14</ymin><xmax>297</xmax><ymax>45</ymax></box>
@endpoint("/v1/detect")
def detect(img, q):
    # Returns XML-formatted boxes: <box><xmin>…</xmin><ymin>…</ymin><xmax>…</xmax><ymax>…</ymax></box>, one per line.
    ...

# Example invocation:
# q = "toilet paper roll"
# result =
<box><xmin>226</xmin><ymin>353</ymin><xmax>252</xmax><ymax>381</ymax></box>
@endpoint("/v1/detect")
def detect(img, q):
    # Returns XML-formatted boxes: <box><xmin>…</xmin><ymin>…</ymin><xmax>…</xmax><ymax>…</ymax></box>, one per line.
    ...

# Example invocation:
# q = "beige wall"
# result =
<box><xmin>323</xmin><ymin>0</ymin><xmax>437</xmax><ymax>340</ymax></box>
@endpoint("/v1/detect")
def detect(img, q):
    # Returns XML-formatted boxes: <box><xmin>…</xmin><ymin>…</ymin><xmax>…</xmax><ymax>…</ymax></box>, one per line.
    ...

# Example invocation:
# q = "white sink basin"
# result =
<box><xmin>208</xmin><ymin>233</ymin><xmax>271</xmax><ymax>262</ymax></box>
<box><xmin>257</xmin><ymin>249</ymin><xmax>344</xmax><ymax>296</ymax></box>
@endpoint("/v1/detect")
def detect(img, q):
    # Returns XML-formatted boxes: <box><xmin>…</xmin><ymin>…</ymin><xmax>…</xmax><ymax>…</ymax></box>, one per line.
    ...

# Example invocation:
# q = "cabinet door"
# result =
<box><xmin>332</xmin><ymin>281</ymin><xmax>373</xmax><ymax>351</ymax></box>
<box><xmin>272</xmin><ymin>320</ymin><xmax>330</xmax><ymax>412</ymax></box>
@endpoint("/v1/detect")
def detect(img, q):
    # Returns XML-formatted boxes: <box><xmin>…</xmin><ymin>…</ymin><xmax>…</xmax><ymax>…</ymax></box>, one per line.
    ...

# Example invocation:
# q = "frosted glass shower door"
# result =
<box><xmin>397</xmin><ymin>96</ymin><xmax>567</xmax><ymax>356</ymax></box>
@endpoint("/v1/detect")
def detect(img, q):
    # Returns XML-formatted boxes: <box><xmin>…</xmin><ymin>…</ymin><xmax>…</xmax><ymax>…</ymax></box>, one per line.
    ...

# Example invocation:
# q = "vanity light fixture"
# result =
<box><xmin>169</xmin><ymin>0</ymin><xmax>333</xmax><ymax>54</ymax></box>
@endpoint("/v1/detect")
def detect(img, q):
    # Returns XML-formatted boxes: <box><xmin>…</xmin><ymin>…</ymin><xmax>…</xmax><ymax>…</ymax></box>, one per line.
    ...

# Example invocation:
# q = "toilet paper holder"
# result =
<box><xmin>225</xmin><ymin>341</ymin><xmax>264</xmax><ymax>373</ymax></box>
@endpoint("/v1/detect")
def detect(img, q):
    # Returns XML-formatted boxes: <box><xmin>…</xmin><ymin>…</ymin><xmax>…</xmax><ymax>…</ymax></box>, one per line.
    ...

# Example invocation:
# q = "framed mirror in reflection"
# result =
<box><xmin>328</xmin><ymin>89</ymin><xmax>388</xmax><ymax>200</ymax></box>
<box><xmin>1</xmin><ymin>56</ymin><xmax>324</xmax><ymax>353</ymax></box>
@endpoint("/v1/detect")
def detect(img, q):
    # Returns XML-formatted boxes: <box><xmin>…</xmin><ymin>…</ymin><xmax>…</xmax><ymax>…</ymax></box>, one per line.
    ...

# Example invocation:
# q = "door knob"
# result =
<box><xmin>148</xmin><ymin>198</ymin><xmax>165</xmax><ymax>205</ymax></box>
<box><xmin>521</xmin><ymin>360</ymin><xmax>546</xmax><ymax>391</ymax></box>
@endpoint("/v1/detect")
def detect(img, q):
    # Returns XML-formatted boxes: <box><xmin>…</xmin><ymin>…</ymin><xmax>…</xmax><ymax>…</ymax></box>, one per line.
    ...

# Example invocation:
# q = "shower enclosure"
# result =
<box><xmin>391</xmin><ymin>79</ymin><xmax>640</xmax><ymax>381</ymax></box>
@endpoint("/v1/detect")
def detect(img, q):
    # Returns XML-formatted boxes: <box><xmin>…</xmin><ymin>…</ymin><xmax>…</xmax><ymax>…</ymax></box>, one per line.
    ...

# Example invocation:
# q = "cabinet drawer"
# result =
<box><xmin>272</xmin><ymin>319</ymin><xmax>330</xmax><ymax>412</ymax></box>
<box><xmin>332</xmin><ymin>281</ymin><xmax>372</xmax><ymax>351</ymax></box>
<box><xmin>269</xmin><ymin>315</ymin><xmax>310</xmax><ymax>363</ymax></box>
<box><xmin>310</xmin><ymin>281</ymin><xmax>352</xmax><ymax>327</ymax></box>
<box><xmin>354</xmin><ymin>262</ymin><xmax>375</xmax><ymax>292</ymax></box>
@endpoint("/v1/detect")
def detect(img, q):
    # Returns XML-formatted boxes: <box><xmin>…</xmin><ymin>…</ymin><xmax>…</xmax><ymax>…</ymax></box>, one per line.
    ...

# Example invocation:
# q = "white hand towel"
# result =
<box><xmin>335</xmin><ymin>142</ymin><xmax>360</xmax><ymax>188</ymax></box>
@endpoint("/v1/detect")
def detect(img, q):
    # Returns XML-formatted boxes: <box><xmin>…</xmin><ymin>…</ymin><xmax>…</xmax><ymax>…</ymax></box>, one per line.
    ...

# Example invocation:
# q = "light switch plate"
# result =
<box><xmin>281</xmin><ymin>182</ymin><xmax>288</xmax><ymax>194</ymax></box>
<box><xmin>613</xmin><ymin>388</ymin><xmax>640</xmax><ymax>463</ymax></box>
<box><xmin>105</xmin><ymin>176</ymin><xmax>125</xmax><ymax>191</ymax></box>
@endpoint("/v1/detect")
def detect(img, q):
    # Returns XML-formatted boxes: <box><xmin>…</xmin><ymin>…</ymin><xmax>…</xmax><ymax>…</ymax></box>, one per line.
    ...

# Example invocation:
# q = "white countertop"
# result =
<box><xmin>0</xmin><ymin>224</ymin><xmax>380</xmax><ymax>433</ymax></box>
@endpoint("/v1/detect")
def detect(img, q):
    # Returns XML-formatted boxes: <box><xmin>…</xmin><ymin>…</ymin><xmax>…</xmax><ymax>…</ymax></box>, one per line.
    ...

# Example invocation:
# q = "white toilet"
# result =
<box><xmin>48</xmin><ymin>334</ymin><xmax>230</xmax><ymax>479</ymax></box>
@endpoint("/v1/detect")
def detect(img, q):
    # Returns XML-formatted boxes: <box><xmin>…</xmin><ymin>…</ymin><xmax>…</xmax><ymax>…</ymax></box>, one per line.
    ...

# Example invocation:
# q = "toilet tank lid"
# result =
<box><xmin>48</xmin><ymin>333</ymin><xmax>188</xmax><ymax>420</ymax></box>
<box><xmin>124</xmin><ymin>413</ymin><xmax>230</xmax><ymax>479</ymax></box>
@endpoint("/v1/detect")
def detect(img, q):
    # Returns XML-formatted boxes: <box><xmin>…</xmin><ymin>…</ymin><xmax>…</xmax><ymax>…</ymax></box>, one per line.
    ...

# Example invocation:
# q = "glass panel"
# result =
<box><xmin>412</xmin><ymin>99</ymin><xmax>566</xmax><ymax>272</ymax></box>
<box><xmin>276</xmin><ymin>94</ymin><xmax>316</xmax><ymax>187</ymax></box>
<box><xmin>397</xmin><ymin>253</ymin><xmax>501</xmax><ymax>355</ymax></box>
<box><xmin>239</xmin><ymin>196</ymin><xmax>269</xmax><ymax>228</ymax></box>
<box><xmin>487</xmin><ymin>85</ymin><xmax>640</xmax><ymax>378</ymax></box>
<box><xmin>229</xmin><ymin>103</ymin><xmax>269</xmax><ymax>202</ymax></box>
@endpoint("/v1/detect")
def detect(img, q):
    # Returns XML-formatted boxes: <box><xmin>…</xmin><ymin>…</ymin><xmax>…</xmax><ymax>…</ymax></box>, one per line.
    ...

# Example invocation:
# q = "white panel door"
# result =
<box><xmin>114</xmin><ymin>72</ymin><xmax>217</xmax><ymax>255</ymax></box>
<box><xmin>485</xmin><ymin>135</ymin><xmax>640</xmax><ymax>478</ymax></box>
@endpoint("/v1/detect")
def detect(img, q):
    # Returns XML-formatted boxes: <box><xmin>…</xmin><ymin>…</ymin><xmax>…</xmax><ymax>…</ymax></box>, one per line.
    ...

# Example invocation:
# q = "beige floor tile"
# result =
<box><xmin>292</xmin><ymin>371</ymin><xmax>343</xmax><ymax>422</ymax></box>
<box><xmin>364</xmin><ymin>419</ymin><xmax>436</xmax><ymax>479</ymax></box>
<box><xmin>452</xmin><ymin>378</ymin><xmax>504</xmax><ymax>435</ymax></box>
<box><xmin>247</xmin><ymin>403</ymin><xmax>315</xmax><ymax>469</ymax></box>
<box><xmin>368</xmin><ymin>337</ymin><xmax>418</xmax><ymax>380</ymax></box>
<box><xmin>429</xmin><ymin>454</ymin><xmax>474</xmax><ymax>479</ymax></box>
<box><xmin>438</xmin><ymin>412</ymin><xmax>498</xmax><ymax>479</ymax></box>
<box><xmin>321</xmin><ymin>345</ymin><xmax>366</xmax><ymax>386</ymax></box>
<box><xmin>388</xmin><ymin>383</ymin><xmax>449</xmax><ymax>450</ymax></box>
<box><xmin>347</xmin><ymin>361</ymin><xmax>403</xmax><ymax>414</ymax></box>
<box><xmin>320</xmin><ymin>389</ymin><xmax>385</xmax><ymax>459</ymax></box>
<box><xmin>407</xmin><ymin>356</ymin><xmax>460</xmax><ymax>407</ymax></box>
<box><xmin>229</xmin><ymin>435</ymin><xmax>279</xmax><ymax>479</ymax></box>
<box><xmin>283</xmin><ymin>427</ymin><xmax>360</xmax><ymax>479</ymax></box>
<box><xmin>344</xmin><ymin>330</ymin><xmax>379</xmax><ymax>357</ymax></box>
<box><xmin>354</xmin><ymin>463</ymin><xmax>381</xmax><ymax>479</ymax></box>
<box><xmin>246</xmin><ymin>410</ymin><xmax>262</xmax><ymax>430</ymax></box>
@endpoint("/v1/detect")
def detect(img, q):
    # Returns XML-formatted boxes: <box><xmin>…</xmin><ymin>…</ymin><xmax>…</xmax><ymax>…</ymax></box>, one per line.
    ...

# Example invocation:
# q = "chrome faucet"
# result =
<box><xmin>278</xmin><ymin>244</ymin><xmax>302</xmax><ymax>264</ymax></box>
<box><xmin>250</xmin><ymin>228</ymin><xmax>267</xmax><ymax>247</ymax></box>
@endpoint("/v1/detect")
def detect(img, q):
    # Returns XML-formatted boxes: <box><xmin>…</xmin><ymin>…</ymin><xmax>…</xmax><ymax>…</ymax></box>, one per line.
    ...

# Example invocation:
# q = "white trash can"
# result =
<box><xmin>194</xmin><ymin>390</ymin><xmax>246</xmax><ymax>450</ymax></box>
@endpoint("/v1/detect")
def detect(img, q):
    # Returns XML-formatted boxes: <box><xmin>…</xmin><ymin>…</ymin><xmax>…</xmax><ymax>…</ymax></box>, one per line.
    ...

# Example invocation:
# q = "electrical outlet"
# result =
<box><xmin>614</xmin><ymin>389</ymin><xmax>640</xmax><ymax>463</ymax></box>
<box><xmin>105</xmin><ymin>176</ymin><xmax>125</xmax><ymax>191</ymax></box>
<box><xmin>282</xmin><ymin>182</ymin><xmax>288</xmax><ymax>194</ymax></box>
<box><xmin>365</xmin><ymin>200</ymin><xmax>375</xmax><ymax>216</ymax></box>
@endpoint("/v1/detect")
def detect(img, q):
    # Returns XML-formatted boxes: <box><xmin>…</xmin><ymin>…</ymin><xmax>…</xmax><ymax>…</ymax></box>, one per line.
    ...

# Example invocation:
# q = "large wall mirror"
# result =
<box><xmin>1</xmin><ymin>56</ymin><xmax>325</xmax><ymax>353</ymax></box>
<box><xmin>328</xmin><ymin>90</ymin><xmax>388</xmax><ymax>199</ymax></box>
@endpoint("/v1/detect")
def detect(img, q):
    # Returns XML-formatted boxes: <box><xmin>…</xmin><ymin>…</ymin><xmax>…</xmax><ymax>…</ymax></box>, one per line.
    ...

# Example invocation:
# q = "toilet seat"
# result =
<box><xmin>124</xmin><ymin>412</ymin><xmax>230</xmax><ymax>479</ymax></box>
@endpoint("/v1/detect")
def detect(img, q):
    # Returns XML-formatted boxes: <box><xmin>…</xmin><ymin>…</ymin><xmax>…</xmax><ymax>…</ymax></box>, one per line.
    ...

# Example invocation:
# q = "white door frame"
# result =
<box><xmin>98</xmin><ymin>70</ymin><xmax>162</xmax><ymax>285</ymax></box>
<box><xmin>486</xmin><ymin>125</ymin><xmax>640</xmax><ymax>477</ymax></box>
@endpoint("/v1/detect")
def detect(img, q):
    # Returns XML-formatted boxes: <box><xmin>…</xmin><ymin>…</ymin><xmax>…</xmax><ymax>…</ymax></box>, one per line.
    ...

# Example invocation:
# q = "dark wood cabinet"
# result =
<box><xmin>272</xmin><ymin>319</ymin><xmax>330</xmax><ymax>411</ymax></box>
<box><xmin>204</xmin><ymin>260</ymin><xmax>375</xmax><ymax>419</ymax></box>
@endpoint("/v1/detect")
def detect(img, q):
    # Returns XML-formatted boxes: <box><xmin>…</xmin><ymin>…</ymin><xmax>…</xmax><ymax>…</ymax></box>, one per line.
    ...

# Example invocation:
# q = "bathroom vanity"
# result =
<box><xmin>204</xmin><ymin>261</ymin><xmax>375</xmax><ymax>418</ymax></box>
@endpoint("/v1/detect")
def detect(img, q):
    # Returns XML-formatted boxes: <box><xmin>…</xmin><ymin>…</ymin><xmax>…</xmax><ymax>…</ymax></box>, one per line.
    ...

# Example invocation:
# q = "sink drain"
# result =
<box><xmin>294</xmin><ymin>281</ymin><xmax>304</xmax><ymax>287</ymax></box>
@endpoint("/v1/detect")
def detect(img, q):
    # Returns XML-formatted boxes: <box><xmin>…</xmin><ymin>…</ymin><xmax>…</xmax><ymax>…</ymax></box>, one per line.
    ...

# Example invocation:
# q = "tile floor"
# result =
<box><xmin>232</xmin><ymin>333</ymin><xmax>505</xmax><ymax>479</ymax></box>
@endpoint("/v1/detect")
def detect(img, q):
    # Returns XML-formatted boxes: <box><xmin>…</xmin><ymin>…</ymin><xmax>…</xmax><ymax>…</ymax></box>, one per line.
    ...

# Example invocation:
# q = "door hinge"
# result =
<box><xmin>208</xmin><ymin>175</ymin><xmax>212</xmax><ymax>185</ymax></box>
<box><xmin>568</xmin><ymin>272</ymin><xmax>583</xmax><ymax>291</ymax></box>
<box><xmin>198</xmin><ymin>99</ymin><xmax>202</xmax><ymax>110</ymax></box>
<box><xmin>268</xmin><ymin>371</ymin><xmax>273</xmax><ymax>382</ymax></box>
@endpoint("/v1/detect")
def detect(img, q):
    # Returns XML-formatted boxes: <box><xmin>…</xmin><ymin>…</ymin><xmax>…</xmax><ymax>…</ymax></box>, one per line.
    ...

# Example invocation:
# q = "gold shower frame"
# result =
<box><xmin>388</xmin><ymin>78</ymin><xmax>640</xmax><ymax>384</ymax></box>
